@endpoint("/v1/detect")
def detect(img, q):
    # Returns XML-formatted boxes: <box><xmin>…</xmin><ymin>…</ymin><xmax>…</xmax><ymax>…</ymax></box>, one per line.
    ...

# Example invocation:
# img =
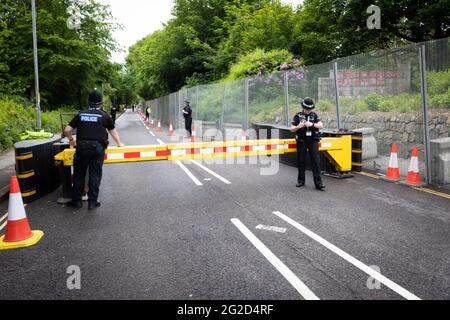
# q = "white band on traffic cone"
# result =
<box><xmin>388</xmin><ymin>152</ymin><xmax>398</xmax><ymax>169</ymax></box>
<box><xmin>7</xmin><ymin>193</ymin><xmax>26</xmax><ymax>221</ymax></box>
<box><xmin>409</xmin><ymin>156</ymin><xmax>419</xmax><ymax>173</ymax></box>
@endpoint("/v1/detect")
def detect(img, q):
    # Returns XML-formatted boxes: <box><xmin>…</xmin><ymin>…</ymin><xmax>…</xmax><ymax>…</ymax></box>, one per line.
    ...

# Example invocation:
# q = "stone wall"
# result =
<box><xmin>321</xmin><ymin>110</ymin><xmax>450</xmax><ymax>158</ymax></box>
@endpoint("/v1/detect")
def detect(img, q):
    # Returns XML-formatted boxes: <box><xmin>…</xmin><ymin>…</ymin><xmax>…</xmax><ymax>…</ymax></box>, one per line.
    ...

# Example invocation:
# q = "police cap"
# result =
<box><xmin>301</xmin><ymin>98</ymin><xmax>315</xmax><ymax>110</ymax></box>
<box><xmin>88</xmin><ymin>90</ymin><xmax>103</xmax><ymax>108</ymax></box>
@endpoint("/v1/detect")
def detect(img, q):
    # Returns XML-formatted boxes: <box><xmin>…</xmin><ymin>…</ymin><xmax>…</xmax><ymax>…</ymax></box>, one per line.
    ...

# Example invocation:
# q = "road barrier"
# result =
<box><xmin>14</xmin><ymin>136</ymin><xmax>64</xmax><ymax>203</ymax></box>
<box><xmin>54</xmin><ymin>137</ymin><xmax>352</xmax><ymax>172</ymax></box>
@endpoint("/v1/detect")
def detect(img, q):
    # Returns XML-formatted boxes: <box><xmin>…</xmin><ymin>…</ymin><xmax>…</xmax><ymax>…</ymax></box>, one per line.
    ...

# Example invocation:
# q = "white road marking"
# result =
<box><xmin>175</xmin><ymin>161</ymin><xmax>203</xmax><ymax>186</ymax></box>
<box><xmin>272</xmin><ymin>211</ymin><xmax>421</xmax><ymax>300</ymax></box>
<box><xmin>190</xmin><ymin>160</ymin><xmax>231</xmax><ymax>184</ymax></box>
<box><xmin>0</xmin><ymin>220</ymin><xmax>6</xmax><ymax>232</ymax></box>
<box><xmin>255</xmin><ymin>225</ymin><xmax>287</xmax><ymax>233</ymax></box>
<box><xmin>0</xmin><ymin>204</ymin><xmax>28</xmax><ymax>231</ymax></box>
<box><xmin>231</xmin><ymin>218</ymin><xmax>319</xmax><ymax>300</ymax></box>
<box><xmin>149</xmin><ymin>131</ymin><xmax>155</xmax><ymax>137</ymax></box>
<box><xmin>156</xmin><ymin>139</ymin><xmax>166</xmax><ymax>145</ymax></box>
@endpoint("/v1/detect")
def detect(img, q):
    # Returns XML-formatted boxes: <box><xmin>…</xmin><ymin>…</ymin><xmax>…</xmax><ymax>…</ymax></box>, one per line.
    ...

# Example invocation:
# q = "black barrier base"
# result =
<box><xmin>252</xmin><ymin>123</ymin><xmax>355</xmax><ymax>178</ymax></box>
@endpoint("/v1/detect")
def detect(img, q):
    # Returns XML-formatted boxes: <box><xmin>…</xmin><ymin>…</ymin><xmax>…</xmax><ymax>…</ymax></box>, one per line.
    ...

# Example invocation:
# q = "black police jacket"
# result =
<box><xmin>183</xmin><ymin>106</ymin><xmax>192</xmax><ymax>119</ymax></box>
<box><xmin>292</xmin><ymin>111</ymin><xmax>321</xmax><ymax>140</ymax></box>
<box><xmin>69</xmin><ymin>108</ymin><xmax>115</xmax><ymax>142</ymax></box>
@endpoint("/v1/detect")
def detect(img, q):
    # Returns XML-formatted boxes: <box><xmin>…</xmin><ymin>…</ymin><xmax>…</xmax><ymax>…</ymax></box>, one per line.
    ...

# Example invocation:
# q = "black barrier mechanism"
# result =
<box><xmin>252</xmin><ymin>123</ymin><xmax>355</xmax><ymax>179</ymax></box>
<box><xmin>14</xmin><ymin>136</ymin><xmax>63</xmax><ymax>204</ymax></box>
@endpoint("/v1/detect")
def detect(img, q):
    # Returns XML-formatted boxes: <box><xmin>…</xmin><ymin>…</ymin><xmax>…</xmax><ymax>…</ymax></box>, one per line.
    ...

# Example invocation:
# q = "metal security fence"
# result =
<box><xmin>144</xmin><ymin>37</ymin><xmax>449</xmax><ymax>187</ymax></box>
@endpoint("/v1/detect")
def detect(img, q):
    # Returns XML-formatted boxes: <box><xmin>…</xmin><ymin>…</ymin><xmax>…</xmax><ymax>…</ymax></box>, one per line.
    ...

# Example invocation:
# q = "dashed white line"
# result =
<box><xmin>149</xmin><ymin>131</ymin><xmax>155</xmax><ymax>137</ymax></box>
<box><xmin>272</xmin><ymin>211</ymin><xmax>421</xmax><ymax>300</ymax></box>
<box><xmin>190</xmin><ymin>160</ymin><xmax>231</xmax><ymax>184</ymax></box>
<box><xmin>0</xmin><ymin>213</ymin><xmax>7</xmax><ymax>223</ymax></box>
<box><xmin>156</xmin><ymin>139</ymin><xmax>165</xmax><ymax>145</ymax></box>
<box><xmin>175</xmin><ymin>161</ymin><xmax>203</xmax><ymax>186</ymax></box>
<box><xmin>231</xmin><ymin>218</ymin><xmax>319</xmax><ymax>300</ymax></box>
<box><xmin>255</xmin><ymin>225</ymin><xmax>287</xmax><ymax>233</ymax></box>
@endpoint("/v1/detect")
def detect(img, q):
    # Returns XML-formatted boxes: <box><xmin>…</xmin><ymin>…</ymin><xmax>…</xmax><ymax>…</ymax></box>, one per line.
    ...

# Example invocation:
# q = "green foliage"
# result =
<box><xmin>125</xmin><ymin>0</ymin><xmax>449</xmax><ymax>100</ymax></box>
<box><xmin>429</xmin><ymin>88</ymin><xmax>450</xmax><ymax>109</ymax></box>
<box><xmin>0</xmin><ymin>0</ymin><xmax>120</xmax><ymax>109</ymax></box>
<box><xmin>0</xmin><ymin>98</ymin><xmax>77</xmax><ymax>151</ymax></box>
<box><xmin>427</xmin><ymin>69</ymin><xmax>450</xmax><ymax>96</ymax></box>
<box><xmin>378</xmin><ymin>99</ymin><xmax>396</xmax><ymax>112</ymax></box>
<box><xmin>315</xmin><ymin>100</ymin><xmax>334</xmax><ymax>112</ymax></box>
<box><xmin>364</xmin><ymin>93</ymin><xmax>383</xmax><ymax>111</ymax></box>
<box><xmin>0</xmin><ymin>98</ymin><xmax>35</xmax><ymax>150</ymax></box>
<box><xmin>249</xmin><ymin>96</ymin><xmax>285</xmax><ymax>124</ymax></box>
<box><xmin>227</xmin><ymin>48</ymin><xmax>294</xmax><ymax>80</ymax></box>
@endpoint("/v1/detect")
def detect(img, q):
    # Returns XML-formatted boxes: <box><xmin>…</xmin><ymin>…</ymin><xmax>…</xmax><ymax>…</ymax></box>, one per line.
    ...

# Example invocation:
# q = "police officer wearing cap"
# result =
<box><xmin>64</xmin><ymin>90</ymin><xmax>125</xmax><ymax>210</ymax></box>
<box><xmin>183</xmin><ymin>100</ymin><xmax>193</xmax><ymax>136</ymax></box>
<box><xmin>291</xmin><ymin>98</ymin><xmax>325</xmax><ymax>191</ymax></box>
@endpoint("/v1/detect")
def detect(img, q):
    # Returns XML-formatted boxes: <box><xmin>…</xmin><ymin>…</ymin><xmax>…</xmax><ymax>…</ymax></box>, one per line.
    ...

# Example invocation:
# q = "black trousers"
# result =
<box><xmin>297</xmin><ymin>138</ymin><xmax>323</xmax><ymax>187</ymax></box>
<box><xmin>185</xmin><ymin>118</ymin><xmax>192</xmax><ymax>136</ymax></box>
<box><xmin>72</xmin><ymin>142</ymin><xmax>105</xmax><ymax>202</ymax></box>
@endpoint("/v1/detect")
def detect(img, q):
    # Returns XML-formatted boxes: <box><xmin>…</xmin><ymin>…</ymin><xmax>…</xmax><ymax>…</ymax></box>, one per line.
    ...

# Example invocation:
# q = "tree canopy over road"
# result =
<box><xmin>126</xmin><ymin>0</ymin><xmax>449</xmax><ymax>101</ymax></box>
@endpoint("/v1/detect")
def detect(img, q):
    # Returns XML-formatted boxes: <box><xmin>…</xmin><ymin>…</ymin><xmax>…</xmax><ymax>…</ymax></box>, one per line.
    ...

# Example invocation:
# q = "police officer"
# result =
<box><xmin>111</xmin><ymin>105</ymin><xmax>117</xmax><ymax>124</ymax></box>
<box><xmin>145</xmin><ymin>106</ymin><xmax>152</xmax><ymax>121</ymax></box>
<box><xmin>64</xmin><ymin>90</ymin><xmax>125</xmax><ymax>210</ymax></box>
<box><xmin>183</xmin><ymin>100</ymin><xmax>193</xmax><ymax>136</ymax></box>
<box><xmin>291</xmin><ymin>98</ymin><xmax>325</xmax><ymax>191</ymax></box>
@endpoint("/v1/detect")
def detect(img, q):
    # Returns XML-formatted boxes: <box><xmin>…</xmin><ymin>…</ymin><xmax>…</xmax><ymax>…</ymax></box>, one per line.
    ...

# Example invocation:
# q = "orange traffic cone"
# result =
<box><xmin>381</xmin><ymin>143</ymin><xmax>401</xmax><ymax>182</ymax></box>
<box><xmin>191</xmin><ymin>123</ymin><xmax>196</xmax><ymax>142</ymax></box>
<box><xmin>168</xmin><ymin>122</ymin><xmax>174</xmax><ymax>136</ymax></box>
<box><xmin>151</xmin><ymin>116</ymin><xmax>155</xmax><ymax>127</ymax></box>
<box><xmin>400</xmin><ymin>147</ymin><xmax>426</xmax><ymax>187</ymax></box>
<box><xmin>0</xmin><ymin>177</ymin><xmax>44</xmax><ymax>250</ymax></box>
<box><xmin>156</xmin><ymin>119</ymin><xmax>162</xmax><ymax>132</ymax></box>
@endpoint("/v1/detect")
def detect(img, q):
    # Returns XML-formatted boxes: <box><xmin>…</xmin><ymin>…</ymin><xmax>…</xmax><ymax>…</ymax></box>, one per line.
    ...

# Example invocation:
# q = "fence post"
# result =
<box><xmin>178</xmin><ymin>91</ymin><xmax>182</xmax><ymax>129</ymax></box>
<box><xmin>283</xmin><ymin>72</ymin><xmax>290</xmax><ymax>127</ymax></box>
<box><xmin>419</xmin><ymin>45</ymin><xmax>432</xmax><ymax>185</ymax></box>
<box><xmin>244</xmin><ymin>79</ymin><xmax>249</xmax><ymax>131</ymax></box>
<box><xmin>333</xmin><ymin>61</ymin><xmax>341</xmax><ymax>130</ymax></box>
<box><xmin>196</xmin><ymin>86</ymin><xmax>199</xmax><ymax>122</ymax></box>
<box><xmin>220</xmin><ymin>84</ymin><xmax>227</xmax><ymax>137</ymax></box>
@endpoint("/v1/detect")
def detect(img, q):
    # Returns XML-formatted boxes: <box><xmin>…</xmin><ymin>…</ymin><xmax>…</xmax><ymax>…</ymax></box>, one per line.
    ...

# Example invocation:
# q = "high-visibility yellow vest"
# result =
<box><xmin>20</xmin><ymin>130</ymin><xmax>54</xmax><ymax>141</ymax></box>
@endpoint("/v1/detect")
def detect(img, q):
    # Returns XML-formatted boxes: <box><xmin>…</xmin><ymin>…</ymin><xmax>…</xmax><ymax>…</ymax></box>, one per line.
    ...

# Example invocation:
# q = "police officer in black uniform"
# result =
<box><xmin>291</xmin><ymin>98</ymin><xmax>326</xmax><ymax>191</ymax></box>
<box><xmin>64</xmin><ymin>90</ymin><xmax>125</xmax><ymax>210</ymax></box>
<box><xmin>111</xmin><ymin>105</ymin><xmax>117</xmax><ymax>124</ymax></box>
<box><xmin>183</xmin><ymin>100</ymin><xmax>193</xmax><ymax>136</ymax></box>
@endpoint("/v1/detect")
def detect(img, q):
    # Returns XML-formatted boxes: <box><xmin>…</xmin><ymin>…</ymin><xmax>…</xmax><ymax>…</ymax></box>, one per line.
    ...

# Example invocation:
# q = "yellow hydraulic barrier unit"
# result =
<box><xmin>54</xmin><ymin>137</ymin><xmax>352</xmax><ymax>172</ymax></box>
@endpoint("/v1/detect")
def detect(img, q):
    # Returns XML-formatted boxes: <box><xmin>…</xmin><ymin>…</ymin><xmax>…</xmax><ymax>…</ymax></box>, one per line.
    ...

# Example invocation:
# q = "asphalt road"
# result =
<box><xmin>0</xmin><ymin>110</ymin><xmax>449</xmax><ymax>300</ymax></box>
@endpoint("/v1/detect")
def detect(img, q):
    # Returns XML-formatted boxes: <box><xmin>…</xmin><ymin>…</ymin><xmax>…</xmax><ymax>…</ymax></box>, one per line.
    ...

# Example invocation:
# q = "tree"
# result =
<box><xmin>0</xmin><ymin>0</ymin><xmax>119</xmax><ymax>109</ymax></box>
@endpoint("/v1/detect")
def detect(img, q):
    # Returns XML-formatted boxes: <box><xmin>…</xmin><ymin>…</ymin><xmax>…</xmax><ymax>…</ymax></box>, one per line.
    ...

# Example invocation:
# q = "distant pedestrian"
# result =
<box><xmin>64</xmin><ymin>90</ymin><xmax>125</xmax><ymax>210</ymax></box>
<box><xmin>290</xmin><ymin>98</ymin><xmax>325</xmax><ymax>191</ymax></box>
<box><xmin>111</xmin><ymin>105</ymin><xmax>117</xmax><ymax>124</ymax></box>
<box><xmin>183</xmin><ymin>100</ymin><xmax>192</xmax><ymax>136</ymax></box>
<box><xmin>145</xmin><ymin>105</ymin><xmax>151</xmax><ymax>121</ymax></box>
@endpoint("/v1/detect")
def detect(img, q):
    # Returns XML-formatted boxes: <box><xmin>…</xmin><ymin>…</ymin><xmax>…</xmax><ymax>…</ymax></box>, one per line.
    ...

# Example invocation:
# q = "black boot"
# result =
<box><xmin>296</xmin><ymin>181</ymin><xmax>305</xmax><ymax>188</ymax></box>
<box><xmin>67</xmin><ymin>200</ymin><xmax>82</xmax><ymax>209</ymax></box>
<box><xmin>315</xmin><ymin>184</ymin><xmax>326</xmax><ymax>191</ymax></box>
<box><xmin>88</xmin><ymin>201</ymin><xmax>101</xmax><ymax>211</ymax></box>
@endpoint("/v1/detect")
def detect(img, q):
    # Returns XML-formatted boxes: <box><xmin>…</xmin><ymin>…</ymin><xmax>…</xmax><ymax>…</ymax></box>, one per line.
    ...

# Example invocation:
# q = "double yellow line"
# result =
<box><xmin>412</xmin><ymin>187</ymin><xmax>450</xmax><ymax>200</ymax></box>
<box><xmin>355</xmin><ymin>172</ymin><xmax>450</xmax><ymax>200</ymax></box>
